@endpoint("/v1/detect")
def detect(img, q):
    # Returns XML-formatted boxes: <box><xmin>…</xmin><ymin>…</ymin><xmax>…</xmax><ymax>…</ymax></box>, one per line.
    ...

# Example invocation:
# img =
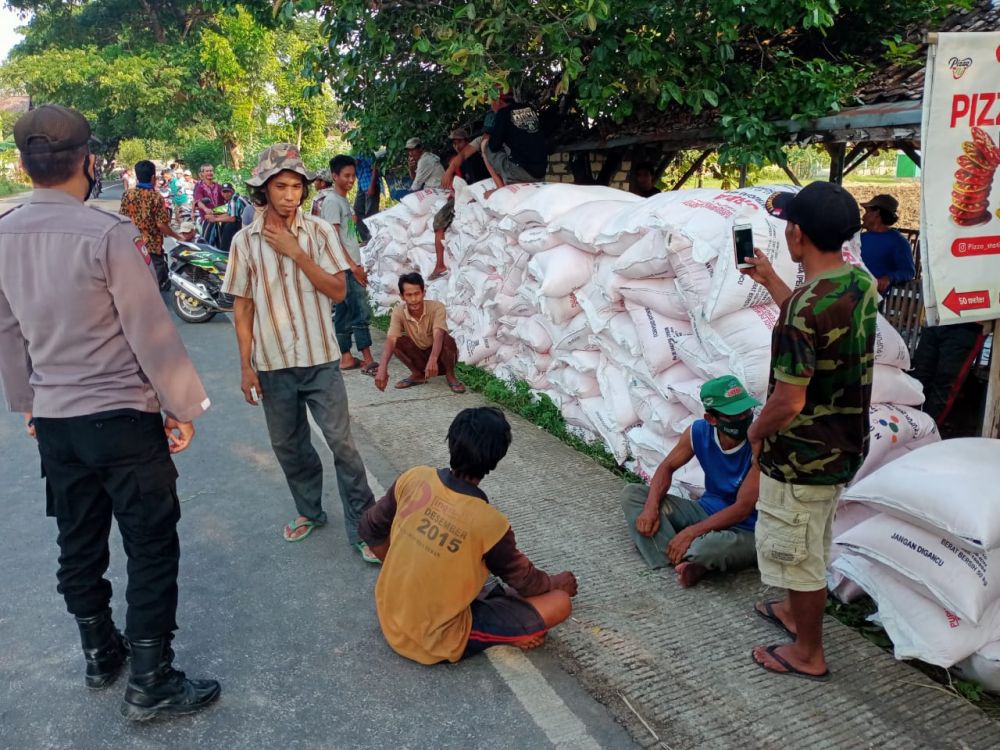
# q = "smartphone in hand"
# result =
<box><xmin>733</xmin><ymin>223</ymin><xmax>754</xmax><ymax>270</ymax></box>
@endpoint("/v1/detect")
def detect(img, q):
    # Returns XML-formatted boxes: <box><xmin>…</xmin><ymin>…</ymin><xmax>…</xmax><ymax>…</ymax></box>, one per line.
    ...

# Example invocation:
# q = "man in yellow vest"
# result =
<box><xmin>359</xmin><ymin>407</ymin><xmax>577</xmax><ymax>664</ymax></box>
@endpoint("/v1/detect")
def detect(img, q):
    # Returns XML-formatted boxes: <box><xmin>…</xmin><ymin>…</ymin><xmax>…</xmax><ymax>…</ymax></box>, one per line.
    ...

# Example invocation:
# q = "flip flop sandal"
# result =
<box><xmin>283</xmin><ymin>519</ymin><xmax>318</xmax><ymax>542</ymax></box>
<box><xmin>448</xmin><ymin>381</ymin><xmax>466</xmax><ymax>394</ymax></box>
<box><xmin>356</xmin><ymin>541</ymin><xmax>381</xmax><ymax>564</ymax></box>
<box><xmin>395</xmin><ymin>377</ymin><xmax>427</xmax><ymax>389</ymax></box>
<box><xmin>361</xmin><ymin>362</ymin><xmax>379</xmax><ymax>377</ymax></box>
<box><xmin>340</xmin><ymin>360</ymin><xmax>362</xmax><ymax>371</ymax></box>
<box><xmin>754</xmin><ymin>600</ymin><xmax>796</xmax><ymax>639</ymax></box>
<box><xmin>752</xmin><ymin>645</ymin><xmax>831</xmax><ymax>682</ymax></box>
<box><xmin>428</xmin><ymin>269</ymin><xmax>449</xmax><ymax>281</ymax></box>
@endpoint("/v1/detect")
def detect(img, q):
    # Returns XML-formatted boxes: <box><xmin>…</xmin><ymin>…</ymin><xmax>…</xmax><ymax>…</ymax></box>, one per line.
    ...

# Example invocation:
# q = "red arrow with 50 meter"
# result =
<box><xmin>942</xmin><ymin>288</ymin><xmax>992</xmax><ymax>315</ymax></box>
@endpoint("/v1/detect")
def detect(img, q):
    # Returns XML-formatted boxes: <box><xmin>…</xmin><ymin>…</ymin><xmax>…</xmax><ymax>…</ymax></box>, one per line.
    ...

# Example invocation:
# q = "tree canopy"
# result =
<box><xmin>1</xmin><ymin>0</ymin><xmax>341</xmax><ymax>168</ymax></box>
<box><xmin>273</xmin><ymin>0</ymin><xmax>967</xmax><ymax>165</ymax></box>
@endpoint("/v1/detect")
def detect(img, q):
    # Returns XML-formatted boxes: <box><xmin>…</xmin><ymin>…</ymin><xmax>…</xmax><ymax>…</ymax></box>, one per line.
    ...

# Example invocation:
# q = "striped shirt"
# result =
<box><xmin>222</xmin><ymin>208</ymin><xmax>351</xmax><ymax>371</ymax></box>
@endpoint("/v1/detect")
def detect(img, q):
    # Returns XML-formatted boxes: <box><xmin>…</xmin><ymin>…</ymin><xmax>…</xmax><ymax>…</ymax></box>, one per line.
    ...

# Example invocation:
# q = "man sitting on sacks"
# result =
<box><xmin>620</xmin><ymin>375</ymin><xmax>761</xmax><ymax>588</ymax></box>
<box><xmin>373</xmin><ymin>272</ymin><xmax>466</xmax><ymax>394</ymax></box>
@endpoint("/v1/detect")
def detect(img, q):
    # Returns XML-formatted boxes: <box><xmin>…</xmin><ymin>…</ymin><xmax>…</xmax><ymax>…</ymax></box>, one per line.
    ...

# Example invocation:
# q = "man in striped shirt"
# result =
<box><xmin>222</xmin><ymin>143</ymin><xmax>378</xmax><ymax>562</ymax></box>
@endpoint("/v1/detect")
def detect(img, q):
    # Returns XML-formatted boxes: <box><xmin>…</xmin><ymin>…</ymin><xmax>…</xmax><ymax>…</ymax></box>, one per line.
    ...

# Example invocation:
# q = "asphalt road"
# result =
<box><xmin>0</xmin><ymin>292</ymin><xmax>636</xmax><ymax>749</ymax></box>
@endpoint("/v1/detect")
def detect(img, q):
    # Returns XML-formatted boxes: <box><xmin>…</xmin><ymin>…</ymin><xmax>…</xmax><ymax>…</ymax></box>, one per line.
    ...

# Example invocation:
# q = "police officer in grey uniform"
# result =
<box><xmin>0</xmin><ymin>105</ymin><xmax>220</xmax><ymax>720</ymax></box>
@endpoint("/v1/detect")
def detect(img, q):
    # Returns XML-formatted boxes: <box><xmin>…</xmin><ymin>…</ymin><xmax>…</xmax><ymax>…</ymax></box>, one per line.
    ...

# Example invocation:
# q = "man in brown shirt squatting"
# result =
<box><xmin>359</xmin><ymin>407</ymin><xmax>578</xmax><ymax>664</ymax></box>
<box><xmin>373</xmin><ymin>271</ymin><xmax>466</xmax><ymax>394</ymax></box>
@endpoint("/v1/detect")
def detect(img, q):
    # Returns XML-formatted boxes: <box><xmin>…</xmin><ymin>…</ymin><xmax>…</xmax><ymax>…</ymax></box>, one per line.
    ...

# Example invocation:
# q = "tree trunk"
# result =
<box><xmin>136</xmin><ymin>0</ymin><xmax>166</xmax><ymax>43</ymax></box>
<box><xmin>223</xmin><ymin>137</ymin><xmax>242</xmax><ymax>170</ymax></box>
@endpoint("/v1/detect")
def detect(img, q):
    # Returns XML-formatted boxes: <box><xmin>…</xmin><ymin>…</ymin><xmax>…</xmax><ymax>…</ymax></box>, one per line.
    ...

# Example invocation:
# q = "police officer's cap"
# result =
<box><xmin>14</xmin><ymin>104</ymin><xmax>92</xmax><ymax>154</ymax></box>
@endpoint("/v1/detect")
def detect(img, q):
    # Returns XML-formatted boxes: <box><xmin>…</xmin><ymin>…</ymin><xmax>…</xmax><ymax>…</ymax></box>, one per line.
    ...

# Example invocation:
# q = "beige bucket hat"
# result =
<box><xmin>245</xmin><ymin>143</ymin><xmax>315</xmax><ymax>187</ymax></box>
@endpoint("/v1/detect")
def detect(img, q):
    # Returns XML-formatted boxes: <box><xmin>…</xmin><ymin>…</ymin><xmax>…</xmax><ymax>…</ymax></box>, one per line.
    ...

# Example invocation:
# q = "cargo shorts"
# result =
<box><xmin>755</xmin><ymin>474</ymin><xmax>843</xmax><ymax>592</ymax></box>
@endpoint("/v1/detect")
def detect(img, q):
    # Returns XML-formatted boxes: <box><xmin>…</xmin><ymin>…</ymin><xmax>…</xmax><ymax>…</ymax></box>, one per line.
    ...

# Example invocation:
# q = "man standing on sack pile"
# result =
<box><xmin>223</xmin><ymin>143</ymin><xmax>378</xmax><ymax>561</ymax></box>
<box><xmin>0</xmin><ymin>105</ymin><xmax>220</xmax><ymax>720</ymax></box>
<box><xmin>428</xmin><ymin>127</ymin><xmax>493</xmax><ymax>281</ymax></box>
<box><xmin>620</xmin><ymin>375</ymin><xmax>762</xmax><ymax>588</ymax></box>
<box><xmin>743</xmin><ymin>182</ymin><xmax>878</xmax><ymax>681</ymax></box>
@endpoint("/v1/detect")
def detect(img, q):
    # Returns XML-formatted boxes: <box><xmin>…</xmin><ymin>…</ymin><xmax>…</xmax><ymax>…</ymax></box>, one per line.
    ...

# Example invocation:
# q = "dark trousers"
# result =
<box><xmin>34</xmin><ymin>409</ymin><xmax>181</xmax><ymax>640</ymax></box>
<box><xmin>151</xmin><ymin>252</ymin><xmax>169</xmax><ymax>290</ymax></box>
<box><xmin>257</xmin><ymin>362</ymin><xmax>374</xmax><ymax>543</ymax></box>
<box><xmin>353</xmin><ymin>190</ymin><xmax>379</xmax><ymax>243</ymax></box>
<box><xmin>334</xmin><ymin>274</ymin><xmax>373</xmax><ymax>355</ymax></box>
<box><xmin>394</xmin><ymin>333</ymin><xmax>459</xmax><ymax>375</ymax></box>
<box><xmin>910</xmin><ymin>323</ymin><xmax>982</xmax><ymax>421</ymax></box>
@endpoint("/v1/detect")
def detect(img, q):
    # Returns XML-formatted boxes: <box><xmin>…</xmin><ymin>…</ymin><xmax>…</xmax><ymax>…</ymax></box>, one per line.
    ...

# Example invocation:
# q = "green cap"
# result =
<box><xmin>700</xmin><ymin>375</ymin><xmax>760</xmax><ymax>416</ymax></box>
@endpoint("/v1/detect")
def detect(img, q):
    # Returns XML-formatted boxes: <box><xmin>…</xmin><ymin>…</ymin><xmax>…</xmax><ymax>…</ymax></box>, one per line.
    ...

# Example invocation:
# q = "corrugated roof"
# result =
<box><xmin>856</xmin><ymin>0</ymin><xmax>1000</xmax><ymax>105</ymax></box>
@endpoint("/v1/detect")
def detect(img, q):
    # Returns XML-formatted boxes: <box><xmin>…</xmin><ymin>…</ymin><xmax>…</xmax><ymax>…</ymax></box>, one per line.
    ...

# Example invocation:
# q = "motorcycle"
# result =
<box><xmin>166</xmin><ymin>240</ymin><xmax>233</xmax><ymax>324</ymax></box>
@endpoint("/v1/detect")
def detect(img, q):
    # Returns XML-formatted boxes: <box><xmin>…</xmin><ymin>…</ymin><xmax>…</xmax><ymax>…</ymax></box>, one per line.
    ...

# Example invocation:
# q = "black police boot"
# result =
<box><xmin>119</xmin><ymin>637</ymin><xmax>221</xmax><ymax>721</ymax></box>
<box><xmin>75</xmin><ymin>610</ymin><xmax>129</xmax><ymax>689</ymax></box>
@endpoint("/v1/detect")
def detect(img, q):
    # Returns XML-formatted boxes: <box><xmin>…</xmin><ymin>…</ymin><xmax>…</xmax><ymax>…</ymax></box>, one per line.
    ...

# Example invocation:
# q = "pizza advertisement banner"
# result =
<box><xmin>921</xmin><ymin>31</ymin><xmax>1000</xmax><ymax>326</ymax></box>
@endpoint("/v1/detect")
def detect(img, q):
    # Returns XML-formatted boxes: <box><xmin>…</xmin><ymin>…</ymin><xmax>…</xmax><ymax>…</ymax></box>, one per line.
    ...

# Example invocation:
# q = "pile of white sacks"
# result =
<box><xmin>364</xmin><ymin>178</ymin><xmax>936</xmax><ymax>487</ymax></box>
<box><xmin>364</xmin><ymin>179</ymin><xmax>1000</xmax><ymax>679</ymax></box>
<box><xmin>830</xmin><ymin>438</ymin><xmax>1000</xmax><ymax>687</ymax></box>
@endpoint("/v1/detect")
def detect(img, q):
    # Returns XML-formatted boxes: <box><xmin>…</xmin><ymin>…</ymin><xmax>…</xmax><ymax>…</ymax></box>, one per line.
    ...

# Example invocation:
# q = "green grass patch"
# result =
<box><xmin>369</xmin><ymin>308</ymin><xmax>641</xmax><ymax>483</ymax></box>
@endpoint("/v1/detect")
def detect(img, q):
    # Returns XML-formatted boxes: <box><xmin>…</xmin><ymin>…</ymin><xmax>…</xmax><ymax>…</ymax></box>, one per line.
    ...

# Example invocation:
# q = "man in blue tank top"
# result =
<box><xmin>620</xmin><ymin>375</ymin><xmax>761</xmax><ymax>588</ymax></box>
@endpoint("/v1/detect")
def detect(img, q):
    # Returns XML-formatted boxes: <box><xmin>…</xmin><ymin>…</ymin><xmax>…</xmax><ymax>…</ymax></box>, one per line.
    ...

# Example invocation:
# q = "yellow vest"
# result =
<box><xmin>375</xmin><ymin>466</ymin><xmax>510</xmax><ymax>664</ymax></box>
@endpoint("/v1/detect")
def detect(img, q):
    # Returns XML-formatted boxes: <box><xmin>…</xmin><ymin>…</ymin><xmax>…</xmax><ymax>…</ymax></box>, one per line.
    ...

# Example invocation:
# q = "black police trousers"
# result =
<box><xmin>34</xmin><ymin>409</ymin><xmax>181</xmax><ymax>640</ymax></box>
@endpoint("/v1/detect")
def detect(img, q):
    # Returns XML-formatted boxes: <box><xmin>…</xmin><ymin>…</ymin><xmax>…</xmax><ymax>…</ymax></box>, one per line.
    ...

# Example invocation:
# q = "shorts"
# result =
<box><xmin>755</xmin><ymin>473</ymin><xmax>842</xmax><ymax>592</ymax></box>
<box><xmin>432</xmin><ymin>197</ymin><xmax>456</xmax><ymax>232</ymax></box>
<box><xmin>462</xmin><ymin>583</ymin><xmax>547</xmax><ymax>659</ymax></box>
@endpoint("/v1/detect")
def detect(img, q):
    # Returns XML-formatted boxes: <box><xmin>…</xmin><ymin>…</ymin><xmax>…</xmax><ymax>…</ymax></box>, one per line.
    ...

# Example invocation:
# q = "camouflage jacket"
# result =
<box><xmin>760</xmin><ymin>265</ymin><xmax>879</xmax><ymax>485</ymax></box>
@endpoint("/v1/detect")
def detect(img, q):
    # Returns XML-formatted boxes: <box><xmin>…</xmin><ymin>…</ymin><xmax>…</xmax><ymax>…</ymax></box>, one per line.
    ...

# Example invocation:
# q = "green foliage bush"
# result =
<box><xmin>181</xmin><ymin>139</ymin><xmax>226</xmax><ymax>172</ymax></box>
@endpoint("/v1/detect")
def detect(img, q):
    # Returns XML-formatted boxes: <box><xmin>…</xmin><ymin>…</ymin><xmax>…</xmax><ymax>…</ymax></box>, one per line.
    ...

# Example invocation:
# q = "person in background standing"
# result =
<box><xmin>311</xmin><ymin>169</ymin><xmax>334</xmax><ymax>216</ymax></box>
<box><xmin>859</xmin><ymin>194</ymin><xmax>915</xmax><ymax>294</ymax></box>
<box><xmin>119</xmin><ymin>160</ymin><xmax>182</xmax><ymax>291</ymax></box>
<box><xmin>0</xmin><ymin>104</ymin><xmax>219</xmax><ymax>721</ymax></box>
<box><xmin>352</xmin><ymin>153</ymin><xmax>381</xmax><ymax>243</ymax></box>
<box><xmin>320</xmin><ymin>155</ymin><xmax>376</xmax><ymax>375</ymax></box>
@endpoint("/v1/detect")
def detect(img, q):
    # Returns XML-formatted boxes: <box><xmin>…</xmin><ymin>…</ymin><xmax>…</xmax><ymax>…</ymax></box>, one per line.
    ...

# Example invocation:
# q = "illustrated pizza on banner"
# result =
<box><xmin>920</xmin><ymin>31</ymin><xmax>1000</xmax><ymax>326</ymax></box>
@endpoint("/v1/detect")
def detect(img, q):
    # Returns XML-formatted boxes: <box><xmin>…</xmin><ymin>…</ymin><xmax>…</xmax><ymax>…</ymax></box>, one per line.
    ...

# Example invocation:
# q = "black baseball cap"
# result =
<box><xmin>13</xmin><ymin>104</ymin><xmax>92</xmax><ymax>154</ymax></box>
<box><xmin>766</xmin><ymin>181</ymin><xmax>862</xmax><ymax>251</ymax></box>
<box><xmin>221</xmin><ymin>182</ymin><xmax>235</xmax><ymax>191</ymax></box>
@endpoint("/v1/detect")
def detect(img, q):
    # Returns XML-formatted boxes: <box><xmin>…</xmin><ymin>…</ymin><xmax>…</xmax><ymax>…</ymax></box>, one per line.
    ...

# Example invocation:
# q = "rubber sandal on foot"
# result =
<box><xmin>395</xmin><ymin>377</ymin><xmax>427</xmax><ymax>389</ymax></box>
<box><xmin>283</xmin><ymin>520</ymin><xmax>317</xmax><ymax>542</ymax></box>
<box><xmin>356</xmin><ymin>541</ymin><xmax>381</xmax><ymax>564</ymax></box>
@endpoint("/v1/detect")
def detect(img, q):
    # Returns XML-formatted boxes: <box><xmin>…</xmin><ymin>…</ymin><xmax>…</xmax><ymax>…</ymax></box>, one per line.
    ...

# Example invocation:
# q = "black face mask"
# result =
<box><xmin>82</xmin><ymin>154</ymin><xmax>97</xmax><ymax>200</ymax></box>
<box><xmin>717</xmin><ymin>415</ymin><xmax>753</xmax><ymax>442</ymax></box>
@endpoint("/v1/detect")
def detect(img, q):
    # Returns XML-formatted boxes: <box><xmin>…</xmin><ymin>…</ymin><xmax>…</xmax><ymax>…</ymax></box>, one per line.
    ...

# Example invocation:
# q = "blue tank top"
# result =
<box><xmin>691</xmin><ymin>419</ymin><xmax>756</xmax><ymax>531</ymax></box>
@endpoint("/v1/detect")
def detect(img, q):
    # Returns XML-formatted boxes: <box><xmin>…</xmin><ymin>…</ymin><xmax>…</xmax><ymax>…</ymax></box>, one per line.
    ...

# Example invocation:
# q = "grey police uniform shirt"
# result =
<box><xmin>319</xmin><ymin>191</ymin><xmax>362</xmax><ymax>265</ymax></box>
<box><xmin>0</xmin><ymin>189</ymin><xmax>210</xmax><ymax>422</ymax></box>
